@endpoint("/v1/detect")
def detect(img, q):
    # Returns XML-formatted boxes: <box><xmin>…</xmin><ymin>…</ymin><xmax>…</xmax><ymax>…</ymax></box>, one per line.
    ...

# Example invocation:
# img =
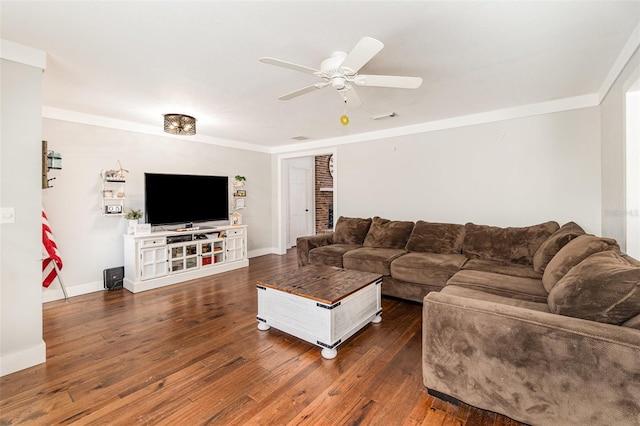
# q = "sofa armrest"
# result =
<box><xmin>422</xmin><ymin>292</ymin><xmax>640</xmax><ymax>426</ymax></box>
<box><xmin>296</xmin><ymin>233</ymin><xmax>334</xmax><ymax>267</ymax></box>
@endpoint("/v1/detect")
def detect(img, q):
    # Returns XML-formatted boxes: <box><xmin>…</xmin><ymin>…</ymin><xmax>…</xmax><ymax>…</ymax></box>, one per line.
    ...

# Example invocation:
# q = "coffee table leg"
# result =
<box><xmin>257</xmin><ymin>322</ymin><xmax>270</xmax><ymax>331</ymax></box>
<box><xmin>321</xmin><ymin>347</ymin><xmax>337</xmax><ymax>359</ymax></box>
<box><xmin>371</xmin><ymin>314</ymin><xmax>382</xmax><ymax>324</ymax></box>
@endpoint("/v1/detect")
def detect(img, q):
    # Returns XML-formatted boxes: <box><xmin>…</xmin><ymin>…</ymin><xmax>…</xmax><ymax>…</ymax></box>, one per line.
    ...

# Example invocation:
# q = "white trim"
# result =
<box><xmin>42</xmin><ymin>280</ymin><xmax>104</xmax><ymax>303</ymax></box>
<box><xmin>0</xmin><ymin>340</ymin><xmax>46</xmax><ymax>377</ymax></box>
<box><xmin>248</xmin><ymin>247</ymin><xmax>279</xmax><ymax>258</ymax></box>
<box><xmin>41</xmin><ymin>247</ymin><xmax>276</xmax><ymax>302</ymax></box>
<box><xmin>271</xmin><ymin>94</ymin><xmax>598</xmax><ymax>154</ymax></box>
<box><xmin>0</xmin><ymin>39</ymin><xmax>46</xmax><ymax>70</ymax></box>
<box><xmin>598</xmin><ymin>21</ymin><xmax>640</xmax><ymax>103</ymax></box>
<box><xmin>42</xmin><ymin>107</ymin><xmax>271</xmax><ymax>154</ymax></box>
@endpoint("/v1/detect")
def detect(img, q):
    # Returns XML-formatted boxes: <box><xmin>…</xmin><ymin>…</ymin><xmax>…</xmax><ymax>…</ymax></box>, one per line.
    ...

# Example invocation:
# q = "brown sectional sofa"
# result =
<box><xmin>296</xmin><ymin>216</ymin><xmax>640</xmax><ymax>426</ymax></box>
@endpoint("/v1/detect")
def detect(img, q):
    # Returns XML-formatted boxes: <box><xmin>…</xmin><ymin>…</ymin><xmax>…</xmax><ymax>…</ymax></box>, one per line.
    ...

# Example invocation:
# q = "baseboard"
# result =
<box><xmin>42</xmin><ymin>247</ymin><xmax>283</xmax><ymax>303</ymax></box>
<box><xmin>0</xmin><ymin>339</ymin><xmax>46</xmax><ymax>377</ymax></box>
<box><xmin>42</xmin><ymin>280</ymin><xmax>104</xmax><ymax>303</ymax></box>
<box><xmin>248</xmin><ymin>247</ymin><xmax>280</xmax><ymax>258</ymax></box>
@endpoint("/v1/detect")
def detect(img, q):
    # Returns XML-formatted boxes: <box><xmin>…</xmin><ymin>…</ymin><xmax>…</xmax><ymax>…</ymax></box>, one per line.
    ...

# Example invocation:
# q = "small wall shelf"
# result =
<box><xmin>101</xmin><ymin>170</ymin><xmax>126</xmax><ymax>216</ymax></box>
<box><xmin>233</xmin><ymin>179</ymin><xmax>247</xmax><ymax>210</ymax></box>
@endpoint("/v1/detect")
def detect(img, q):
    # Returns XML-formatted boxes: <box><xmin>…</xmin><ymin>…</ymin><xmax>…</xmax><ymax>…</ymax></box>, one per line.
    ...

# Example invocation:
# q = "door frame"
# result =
<box><xmin>276</xmin><ymin>147</ymin><xmax>337</xmax><ymax>255</ymax></box>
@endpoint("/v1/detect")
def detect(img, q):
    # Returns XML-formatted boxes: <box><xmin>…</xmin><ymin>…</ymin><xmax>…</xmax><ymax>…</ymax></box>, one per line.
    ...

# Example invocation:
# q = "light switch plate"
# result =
<box><xmin>1</xmin><ymin>207</ymin><xmax>15</xmax><ymax>223</ymax></box>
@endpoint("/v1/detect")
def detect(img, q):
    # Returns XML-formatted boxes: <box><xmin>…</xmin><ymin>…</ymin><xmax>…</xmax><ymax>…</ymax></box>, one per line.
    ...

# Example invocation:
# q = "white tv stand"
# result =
<box><xmin>123</xmin><ymin>225</ymin><xmax>248</xmax><ymax>293</ymax></box>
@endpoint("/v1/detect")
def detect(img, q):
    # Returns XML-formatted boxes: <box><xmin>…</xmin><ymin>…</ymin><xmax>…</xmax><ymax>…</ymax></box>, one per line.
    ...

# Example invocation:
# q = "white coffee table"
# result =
<box><xmin>256</xmin><ymin>265</ymin><xmax>382</xmax><ymax>359</ymax></box>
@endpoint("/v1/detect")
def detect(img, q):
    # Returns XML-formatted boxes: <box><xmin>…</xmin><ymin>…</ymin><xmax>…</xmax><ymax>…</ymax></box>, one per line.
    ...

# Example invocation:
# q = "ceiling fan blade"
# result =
<box><xmin>339</xmin><ymin>37</ymin><xmax>384</xmax><ymax>74</ymax></box>
<box><xmin>259</xmin><ymin>57</ymin><xmax>319</xmax><ymax>75</ymax></box>
<box><xmin>354</xmin><ymin>74</ymin><xmax>423</xmax><ymax>89</ymax></box>
<box><xmin>279</xmin><ymin>82</ymin><xmax>329</xmax><ymax>100</ymax></box>
<box><xmin>338</xmin><ymin>88</ymin><xmax>362</xmax><ymax>108</ymax></box>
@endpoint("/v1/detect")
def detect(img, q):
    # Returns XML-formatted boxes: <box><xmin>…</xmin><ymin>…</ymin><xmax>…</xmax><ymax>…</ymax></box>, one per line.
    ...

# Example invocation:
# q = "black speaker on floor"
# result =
<box><xmin>104</xmin><ymin>266</ymin><xmax>124</xmax><ymax>290</ymax></box>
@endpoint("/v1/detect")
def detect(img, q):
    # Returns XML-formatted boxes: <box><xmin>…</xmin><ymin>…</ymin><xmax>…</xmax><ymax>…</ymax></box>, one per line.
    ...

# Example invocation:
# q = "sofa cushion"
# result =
<box><xmin>623</xmin><ymin>313</ymin><xmax>640</xmax><ymax>330</ymax></box>
<box><xmin>405</xmin><ymin>221</ymin><xmax>465</xmax><ymax>254</ymax></box>
<box><xmin>548</xmin><ymin>251</ymin><xmax>640</xmax><ymax>325</ymax></box>
<box><xmin>532</xmin><ymin>221</ymin><xmax>585</xmax><ymax>273</ymax></box>
<box><xmin>542</xmin><ymin>234</ymin><xmax>619</xmax><ymax>292</ymax></box>
<box><xmin>463</xmin><ymin>221</ymin><xmax>559</xmax><ymax>265</ymax></box>
<box><xmin>363</xmin><ymin>216</ymin><xmax>415</xmax><ymax>249</ymax></box>
<box><xmin>462</xmin><ymin>259</ymin><xmax>542</xmax><ymax>279</ymax></box>
<box><xmin>333</xmin><ymin>216</ymin><xmax>372</xmax><ymax>245</ymax></box>
<box><xmin>343</xmin><ymin>247</ymin><xmax>407</xmax><ymax>276</ymax></box>
<box><xmin>440</xmin><ymin>285</ymin><xmax>550</xmax><ymax>313</ymax></box>
<box><xmin>446</xmin><ymin>270</ymin><xmax>548</xmax><ymax>303</ymax></box>
<box><xmin>309</xmin><ymin>244</ymin><xmax>361</xmax><ymax>268</ymax></box>
<box><xmin>390</xmin><ymin>252</ymin><xmax>467</xmax><ymax>287</ymax></box>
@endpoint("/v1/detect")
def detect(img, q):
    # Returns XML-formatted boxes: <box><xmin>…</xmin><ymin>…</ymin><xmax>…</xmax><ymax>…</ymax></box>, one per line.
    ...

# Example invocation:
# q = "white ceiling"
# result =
<box><xmin>2</xmin><ymin>1</ymin><xmax>639</xmax><ymax>150</ymax></box>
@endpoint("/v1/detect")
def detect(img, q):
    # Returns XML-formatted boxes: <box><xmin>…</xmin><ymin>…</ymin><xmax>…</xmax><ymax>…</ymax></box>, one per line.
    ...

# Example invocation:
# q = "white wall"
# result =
<box><xmin>41</xmin><ymin>119</ymin><xmax>272</xmax><ymax>301</ymax></box>
<box><xmin>0</xmin><ymin>58</ymin><xmax>46</xmax><ymax>376</ymax></box>
<box><xmin>601</xmin><ymin>47</ymin><xmax>640</xmax><ymax>250</ymax></box>
<box><xmin>338</xmin><ymin>107</ymin><xmax>602</xmax><ymax>233</ymax></box>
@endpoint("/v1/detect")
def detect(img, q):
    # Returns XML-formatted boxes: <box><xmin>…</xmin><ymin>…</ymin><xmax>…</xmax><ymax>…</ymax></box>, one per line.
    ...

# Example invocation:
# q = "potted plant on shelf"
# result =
<box><xmin>124</xmin><ymin>209</ymin><xmax>143</xmax><ymax>234</ymax></box>
<box><xmin>234</xmin><ymin>175</ymin><xmax>246</xmax><ymax>187</ymax></box>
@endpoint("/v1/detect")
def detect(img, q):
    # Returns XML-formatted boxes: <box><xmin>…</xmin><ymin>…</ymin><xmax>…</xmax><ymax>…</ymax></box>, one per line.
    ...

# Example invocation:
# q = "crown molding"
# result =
<box><xmin>0</xmin><ymin>39</ymin><xmax>46</xmax><ymax>70</ymax></box>
<box><xmin>271</xmin><ymin>94</ymin><xmax>599</xmax><ymax>154</ymax></box>
<box><xmin>598</xmin><ymin>20</ymin><xmax>640</xmax><ymax>103</ymax></box>
<box><xmin>42</xmin><ymin>107</ymin><xmax>271</xmax><ymax>153</ymax></box>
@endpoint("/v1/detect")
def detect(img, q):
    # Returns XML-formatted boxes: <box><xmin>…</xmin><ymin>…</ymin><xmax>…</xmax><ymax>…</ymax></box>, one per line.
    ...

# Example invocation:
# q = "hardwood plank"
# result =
<box><xmin>0</xmin><ymin>248</ymin><xmax>526</xmax><ymax>426</ymax></box>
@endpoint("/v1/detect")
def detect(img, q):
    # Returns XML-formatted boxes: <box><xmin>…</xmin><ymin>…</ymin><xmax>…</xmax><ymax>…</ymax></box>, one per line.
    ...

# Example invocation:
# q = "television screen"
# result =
<box><xmin>144</xmin><ymin>173</ymin><xmax>229</xmax><ymax>226</ymax></box>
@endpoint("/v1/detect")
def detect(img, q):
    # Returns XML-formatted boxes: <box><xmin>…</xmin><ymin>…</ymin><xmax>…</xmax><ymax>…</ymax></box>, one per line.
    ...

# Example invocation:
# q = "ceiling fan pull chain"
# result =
<box><xmin>340</xmin><ymin>97</ymin><xmax>349</xmax><ymax>126</ymax></box>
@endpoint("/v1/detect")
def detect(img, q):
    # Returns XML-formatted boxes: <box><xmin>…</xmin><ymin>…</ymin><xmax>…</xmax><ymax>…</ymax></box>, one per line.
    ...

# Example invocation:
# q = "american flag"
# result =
<box><xmin>42</xmin><ymin>209</ymin><xmax>63</xmax><ymax>287</ymax></box>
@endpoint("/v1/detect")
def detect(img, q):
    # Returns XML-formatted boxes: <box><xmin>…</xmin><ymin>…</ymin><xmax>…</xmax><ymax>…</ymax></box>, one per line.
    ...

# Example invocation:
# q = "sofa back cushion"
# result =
<box><xmin>462</xmin><ymin>221</ymin><xmax>559</xmax><ymax>265</ymax></box>
<box><xmin>333</xmin><ymin>216</ymin><xmax>372</xmax><ymax>245</ymax></box>
<box><xmin>532</xmin><ymin>221</ymin><xmax>585</xmax><ymax>273</ymax></box>
<box><xmin>542</xmin><ymin>234</ymin><xmax>619</xmax><ymax>292</ymax></box>
<box><xmin>405</xmin><ymin>221</ymin><xmax>465</xmax><ymax>254</ymax></box>
<box><xmin>363</xmin><ymin>216</ymin><xmax>415</xmax><ymax>249</ymax></box>
<box><xmin>548</xmin><ymin>250</ymin><xmax>640</xmax><ymax>325</ymax></box>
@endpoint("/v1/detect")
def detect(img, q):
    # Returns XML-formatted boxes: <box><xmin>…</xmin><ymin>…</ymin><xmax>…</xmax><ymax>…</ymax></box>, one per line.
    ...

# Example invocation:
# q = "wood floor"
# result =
<box><xmin>0</xmin><ymin>249</ymin><xmax>525</xmax><ymax>425</ymax></box>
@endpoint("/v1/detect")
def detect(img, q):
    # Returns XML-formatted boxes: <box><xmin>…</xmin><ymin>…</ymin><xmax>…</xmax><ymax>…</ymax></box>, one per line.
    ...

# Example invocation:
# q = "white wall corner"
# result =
<box><xmin>598</xmin><ymin>20</ymin><xmax>640</xmax><ymax>103</ymax></box>
<box><xmin>0</xmin><ymin>340</ymin><xmax>46</xmax><ymax>377</ymax></box>
<box><xmin>0</xmin><ymin>39</ymin><xmax>47</xmax><ymax>70</ymax></box>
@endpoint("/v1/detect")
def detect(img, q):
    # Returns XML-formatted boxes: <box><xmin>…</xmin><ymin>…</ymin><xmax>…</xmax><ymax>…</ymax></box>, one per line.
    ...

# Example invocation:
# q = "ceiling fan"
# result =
<box><xmin>259</xmin><ymin>36</ymin><xmax>423</xmax><ymax>108</ymax></box>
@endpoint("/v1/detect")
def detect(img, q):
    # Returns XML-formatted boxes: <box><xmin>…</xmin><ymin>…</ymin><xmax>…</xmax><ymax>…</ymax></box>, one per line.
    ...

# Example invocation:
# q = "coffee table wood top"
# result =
<box><xmin>256</xmin><ymin>265</ymin><xmax>382</xmax><ymax>305</ymax></box>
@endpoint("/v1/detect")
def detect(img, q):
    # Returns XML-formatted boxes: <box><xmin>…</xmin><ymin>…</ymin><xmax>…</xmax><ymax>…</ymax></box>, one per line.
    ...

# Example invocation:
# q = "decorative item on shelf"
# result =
<box><xmin>231</xmin><ymin>212</ymin><xmax>242</xmax><ymax>226</ymax></box>
<box><xmin>124</xmin><ymin>209</ymin><xmax>143</xmax><ymax>221</ymax></box>
<box><xmin>164</xmin><ymin>114</ymin><xmax>196</xmax><ymax>135</ymax></box>
<box><xmin>42</xmin><ymin>140</ymin><xmax>61</xmax><ymax>189</ymax></box>
<box><xmin>233</xmin><ymin>175</ymin><xmax>246</xmax><ymax>185</ymax></box>
<box><xmin>235</xmin><ymin>189</ymin><xmax>247</xmax><ymax>197</ymax></box>
<box><xmin>124</xmin><ymin>209</ymin><xmax>143</xmax><ymax>235</ymax></box>
<box><xmin>235</xmin><ymin>198</ymin><xmax>246</xmax><ymax>209</ymax></box>
<box><xmin>47</xmin><ymin>151</ymin><xmax>62</xmax><ymax>169</ymax></box>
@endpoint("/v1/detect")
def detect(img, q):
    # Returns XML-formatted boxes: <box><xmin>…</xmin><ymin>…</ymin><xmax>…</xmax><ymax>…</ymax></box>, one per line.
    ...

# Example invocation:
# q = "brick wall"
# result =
<box><xmin>315</xmin><ymin>155</ymin><xmax>334</xmax><ymax>233</ymax></box>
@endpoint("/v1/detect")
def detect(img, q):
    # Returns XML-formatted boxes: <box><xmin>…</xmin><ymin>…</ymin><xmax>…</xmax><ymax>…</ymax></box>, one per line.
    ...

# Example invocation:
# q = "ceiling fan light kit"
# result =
<box><xmin>163</xmin><ymin>114</ymin><xmax>196</xmax><ymax>135</ymax></box>
<box><xmin>260</xmin><ymin>36</ymin><xmax>423</xmax><ymax>108</ymax></box>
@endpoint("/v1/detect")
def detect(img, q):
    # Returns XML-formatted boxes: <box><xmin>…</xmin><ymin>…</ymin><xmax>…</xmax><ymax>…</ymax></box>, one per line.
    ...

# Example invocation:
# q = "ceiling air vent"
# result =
<box><xmin>370</xmin><ymin>112</ymin><xmax>397</xmax><ymax>120</ymax></box>
<box><xmin>292</xmin><ymin>136</ymin><xmax>310</xmax><ymax>141</ymax></box>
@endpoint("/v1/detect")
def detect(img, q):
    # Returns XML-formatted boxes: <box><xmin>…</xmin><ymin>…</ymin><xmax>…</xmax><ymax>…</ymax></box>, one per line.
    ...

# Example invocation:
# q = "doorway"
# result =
<box><xmin>277</xmin><ymin>148</ymin><xmax>337</xmax><ymax>254</ymax></box>
<box><xmin>625</xmin><ymin>78</ymin><xmax>640</xmax><ymax>258</ymax></box>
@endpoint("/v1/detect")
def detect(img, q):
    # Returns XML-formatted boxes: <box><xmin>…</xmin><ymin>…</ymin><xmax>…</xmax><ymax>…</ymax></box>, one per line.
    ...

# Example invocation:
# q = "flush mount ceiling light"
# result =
<box><xmin>163</xmin><ymin>114</ymin><xmax>196</xmax><ymax>135</ymax></box>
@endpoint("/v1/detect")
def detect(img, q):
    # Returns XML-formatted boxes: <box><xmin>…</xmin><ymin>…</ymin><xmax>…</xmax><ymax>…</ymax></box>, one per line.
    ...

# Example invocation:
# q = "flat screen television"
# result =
<box><xmin>144</xmin><ymin>173</ymin><xmax>229</xmax><ymax>226</ymax></box>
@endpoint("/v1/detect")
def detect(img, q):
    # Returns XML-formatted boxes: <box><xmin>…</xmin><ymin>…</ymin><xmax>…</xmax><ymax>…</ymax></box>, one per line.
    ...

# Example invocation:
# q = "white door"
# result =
<box><xmin>289</xmin><ymin>166</ymin><xmax>312</xmax><ymax>247</ymax></box>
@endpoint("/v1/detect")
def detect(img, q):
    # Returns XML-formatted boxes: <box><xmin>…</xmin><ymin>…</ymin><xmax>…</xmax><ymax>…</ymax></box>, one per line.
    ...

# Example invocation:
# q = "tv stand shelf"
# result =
<box><xmin>123</xmin><ymin>225</ymin><xmax>248</xmax><ymax>293</ymax></box>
